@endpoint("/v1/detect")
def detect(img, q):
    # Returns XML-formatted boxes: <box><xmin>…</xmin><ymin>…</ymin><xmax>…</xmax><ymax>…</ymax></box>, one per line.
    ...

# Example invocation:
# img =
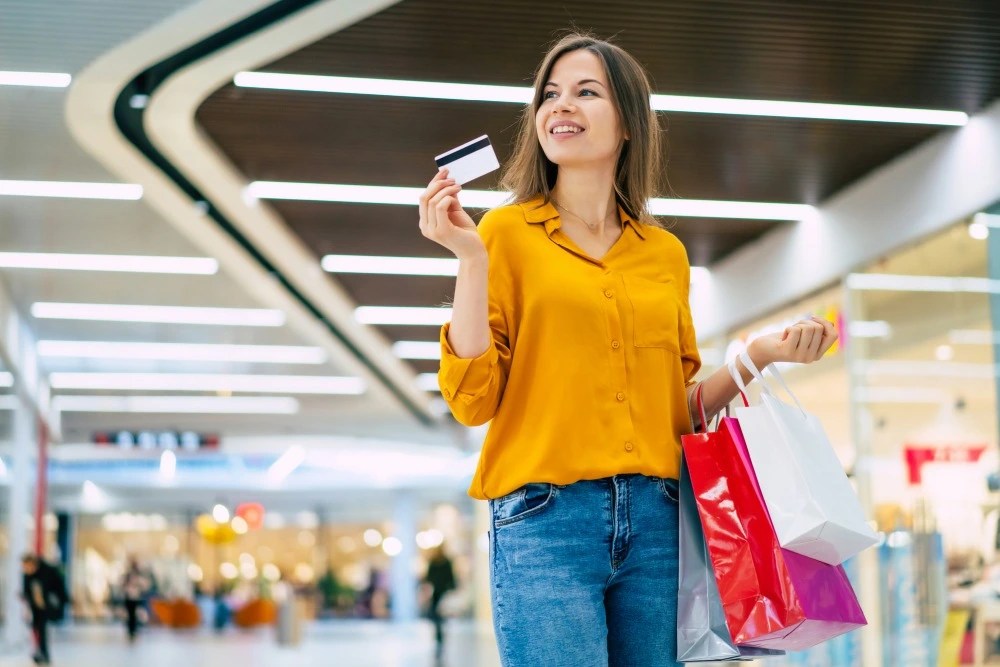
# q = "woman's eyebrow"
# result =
<box><xmin>544</xmin><ymin>79</ymin><xmax>607</xmax><ymax>88</ymax></box>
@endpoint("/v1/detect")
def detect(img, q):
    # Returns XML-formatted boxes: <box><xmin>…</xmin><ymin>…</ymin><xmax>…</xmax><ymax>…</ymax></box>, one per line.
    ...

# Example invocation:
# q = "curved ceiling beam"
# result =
<box><xmin>65</xmin><ymin>0</ymin><xmax>436</xmax><ymax>426</ymax></box>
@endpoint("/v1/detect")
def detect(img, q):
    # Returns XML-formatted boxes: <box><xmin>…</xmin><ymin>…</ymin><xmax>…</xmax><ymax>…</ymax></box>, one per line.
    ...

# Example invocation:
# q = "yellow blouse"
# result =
<box><xmin>439</xmin><ymin>196</ymin><xmax>701</xmax><ymax>500</ymax></box>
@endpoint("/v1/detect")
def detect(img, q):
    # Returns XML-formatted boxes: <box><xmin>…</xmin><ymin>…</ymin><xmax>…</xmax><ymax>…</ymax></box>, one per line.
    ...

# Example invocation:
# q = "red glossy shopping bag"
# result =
<box><xmin>681</xmin><ymin>385</ymin><xmax>867</xmax><ymax>651</ymax></box>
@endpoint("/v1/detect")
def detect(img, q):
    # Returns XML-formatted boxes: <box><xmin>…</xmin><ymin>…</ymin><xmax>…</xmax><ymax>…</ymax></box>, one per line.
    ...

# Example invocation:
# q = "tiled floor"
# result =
<box><xmin>1</xmin><ymin>619</ymin><xmax>503</xmax><ymax>667</ymax></box>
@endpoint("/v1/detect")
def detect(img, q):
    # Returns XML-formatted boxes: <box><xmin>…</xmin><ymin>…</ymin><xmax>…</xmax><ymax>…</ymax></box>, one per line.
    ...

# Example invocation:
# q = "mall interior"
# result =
<box><xmin>0</xmin><ymin>1</ymin><xmax>999</xmax><ymax>666</ymax></box>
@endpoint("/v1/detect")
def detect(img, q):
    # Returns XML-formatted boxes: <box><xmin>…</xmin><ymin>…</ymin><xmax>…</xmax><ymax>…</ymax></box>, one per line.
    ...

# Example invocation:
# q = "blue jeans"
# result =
<box><xmin>488</xmin><ymin>473</ymin><xmax>682</xmax><ymax>667</ymax></box>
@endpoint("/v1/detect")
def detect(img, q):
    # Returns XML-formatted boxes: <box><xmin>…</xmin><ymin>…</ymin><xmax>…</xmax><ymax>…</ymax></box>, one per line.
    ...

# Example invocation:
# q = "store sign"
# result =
<box><xmin>903</xmin><ymin>444</ymin><xmax>987</xmax><ymax>485</ymax></box>
<box><xmin>93</xmin><ymin>430</ymin><xmax>220</xmax><ymax>450</ymax></box>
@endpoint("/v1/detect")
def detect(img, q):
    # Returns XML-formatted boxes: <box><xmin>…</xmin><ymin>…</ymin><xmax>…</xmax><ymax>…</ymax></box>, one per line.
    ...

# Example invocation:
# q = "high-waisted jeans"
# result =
<box><xmin>488</xmin><ymin>473</ymin><xmax>682</xmax><ymax>667</ymax></box>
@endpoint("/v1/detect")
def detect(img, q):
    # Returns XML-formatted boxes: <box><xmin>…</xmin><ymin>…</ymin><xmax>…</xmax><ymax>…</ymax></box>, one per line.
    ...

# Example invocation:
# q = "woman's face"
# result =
<box><xmin>535</xmin><ymin>49</ymin><xmax>626</xmax><ymax>171</ymax></box>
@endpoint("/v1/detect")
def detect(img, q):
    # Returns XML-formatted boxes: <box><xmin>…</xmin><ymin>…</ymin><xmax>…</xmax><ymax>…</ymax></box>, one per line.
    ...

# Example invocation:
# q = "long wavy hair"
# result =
<box><xmin>499</xmin><ymin>32</ymin><xmax>664</xmax><ymax>227</ymax></box>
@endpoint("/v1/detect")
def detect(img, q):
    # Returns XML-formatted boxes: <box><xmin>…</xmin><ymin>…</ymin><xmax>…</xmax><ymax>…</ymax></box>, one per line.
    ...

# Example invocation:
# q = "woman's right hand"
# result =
<box><xmin>418</xmin><ymin>169</ymin><xmax>486</xmax><ymax>260</ymax></box>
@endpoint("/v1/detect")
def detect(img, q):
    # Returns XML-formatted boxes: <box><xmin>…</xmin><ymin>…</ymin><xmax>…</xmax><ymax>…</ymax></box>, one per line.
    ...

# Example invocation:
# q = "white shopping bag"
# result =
<box><xmin>729</xmin><ymin>351</ymin><xmax>878</xmax><ymax>565</ymax></box>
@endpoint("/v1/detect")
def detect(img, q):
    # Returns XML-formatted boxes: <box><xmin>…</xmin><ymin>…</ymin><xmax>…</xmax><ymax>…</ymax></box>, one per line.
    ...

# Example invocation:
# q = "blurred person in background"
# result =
<box><xmin>121</xmin><ymin>559</ymin><xmax>150</xmax><ymax>643</ymax></box>
<box><xmin>21</xmin><ymin>553</ymin><xmax>68</xmax><ymax>665</ymax></box>
<box><xmin>423</xmin><ymin>545</ymin><xmax>456</xmax><ymax>659</ymax></box>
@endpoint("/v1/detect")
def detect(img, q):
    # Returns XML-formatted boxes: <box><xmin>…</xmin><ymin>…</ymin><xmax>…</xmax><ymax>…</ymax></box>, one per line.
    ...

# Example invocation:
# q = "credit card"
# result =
<box><xmin>434</xmin><ymin>135</ymin><xmax>500</xmax><ymax>185</ymax></box>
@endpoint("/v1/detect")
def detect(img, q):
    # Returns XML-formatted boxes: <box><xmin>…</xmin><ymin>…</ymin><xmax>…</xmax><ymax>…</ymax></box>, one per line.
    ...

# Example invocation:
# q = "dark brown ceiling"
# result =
<box><xmin>196</xmin><ymin>0</ymin><xmax>1000</xmax><ymax>374</ymax></box>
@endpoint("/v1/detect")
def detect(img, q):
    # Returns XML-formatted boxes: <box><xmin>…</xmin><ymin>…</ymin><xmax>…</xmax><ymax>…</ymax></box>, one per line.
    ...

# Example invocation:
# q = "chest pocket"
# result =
<box><xmin>622</xmin><ymin>275</ymin><xmax>682</xmax><ymax>354</ymax></box>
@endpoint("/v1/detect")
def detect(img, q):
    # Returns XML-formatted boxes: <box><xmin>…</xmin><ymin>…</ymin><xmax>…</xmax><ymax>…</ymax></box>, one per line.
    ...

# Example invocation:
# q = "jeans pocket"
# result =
<box><xmin>657</xmin><ymin>477</ymin><xmax>680</xmax><ymax>504</ymax></box>
<box><xmin>492</xmin><ymin>483</ymin><xmax>556</xmax><ymax>527</ymax></box>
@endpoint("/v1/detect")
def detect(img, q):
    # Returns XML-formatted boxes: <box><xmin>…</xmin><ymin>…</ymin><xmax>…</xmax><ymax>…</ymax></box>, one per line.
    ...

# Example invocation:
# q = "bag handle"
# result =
<box><xmin>738</xmin><ymin>349</ymin><xmax>807</xmax><ymax>416</ymax></box>
<box><xmin>694</xmin><ymin>382</ymin><xmax>708</xmax><ymax>434</ymax></box>
<box><xmin>726</xmin><ymin>358</ymin><xmax>751</xmax><ymax>407</ymax></box>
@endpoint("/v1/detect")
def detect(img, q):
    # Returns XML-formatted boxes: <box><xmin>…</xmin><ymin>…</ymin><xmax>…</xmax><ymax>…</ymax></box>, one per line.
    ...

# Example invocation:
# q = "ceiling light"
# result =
<box><xmin>51</xmin><ymin>395</ymin><xmax>301</xmax><ymax>414</ymax></box>
<box><xmin>247</xmin><ymin>182</ymin><xmax>814</xmax><ymax>221</ymax></box>
<box><xmin>322</xmin><ymin>254</ymin><xmax>458</xmax><ymax>276</ymax></box>
<box><xmin>38</xmin><ymin>340</ymin><xmax>326</xmax><ymax>364</ymax></box>
<box><xmin>846</xmin><ymin>274</ymin><xmax>1000</xmax><ymax>294</ymax></box>
<box><xmin>0</xmin><ymin>252</ymin><xmax>218</xmax><ymax>274</ymax></box>
<box><xmin>416</xmin><ymin>373</ymin><xmax>440</xmax><ymax>392</ymax></box>
<box><xmin>0</xmin><ymin>71</ymin><xmax>72</xmax><ymax>88</ymax></box>
<box><xmin>31</xmin><ymin>302</ymin><xmax>286</xmax><ymax>326</ymax></box>
<box><xmin>0</xmin><ymin>180</ymin><xmax>141</xmax><ymax>200</ymax></box>
<box><xmin>969</xmin><ymin>221</ymin><xmax>990</xmax><ymax>240</ymax></box>
<box><xmin>973</xmin><ymin>212</ymin><xmax>1000</xmax><ymax>228</ymax></box>
<box><xmin>949</xmin><ymin>329</ymin><xmax>998</xmax><ymax>346</ymax></box>
<box><xmin>935</xmin><ymin>345</ymin><xmax>954</xmax><ymax>362</ymax></box>
<box><xmin>234</xmin><ymin>72</ymin><xmax>967</xmax><ymax>126</ymax></box>
<box><xmin>847</xmin><ymin>321</ymin><xmax>892</xmax><ymax>339</ymax></box>
<box><xmin>392</xmin><ymin>341</ymin><xmax>440</xmax><ymax>360</ymax></box>
<box><xmin>49</xmin><ymin>373</ymin><xmax>364</xmax><ymax>394</ymax></box>
<box><xmin>354</xmin><ymin>306</ymin><xmax>452</xmax><ymax>326</ymax></box>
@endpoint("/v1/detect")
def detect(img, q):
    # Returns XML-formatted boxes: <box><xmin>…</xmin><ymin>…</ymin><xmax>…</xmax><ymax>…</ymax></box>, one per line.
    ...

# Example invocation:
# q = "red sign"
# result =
<box><xmin>903</xmin><ymin>444</ymin><xmax>988</xmax><ymax>485</ymax></box>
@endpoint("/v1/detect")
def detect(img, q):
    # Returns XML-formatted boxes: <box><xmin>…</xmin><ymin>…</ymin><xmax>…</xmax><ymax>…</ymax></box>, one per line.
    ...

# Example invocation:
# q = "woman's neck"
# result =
<box><xmin>549</xmin><ymin>165</ymin><xmax>619</xmax><ymax>234</ymax></box>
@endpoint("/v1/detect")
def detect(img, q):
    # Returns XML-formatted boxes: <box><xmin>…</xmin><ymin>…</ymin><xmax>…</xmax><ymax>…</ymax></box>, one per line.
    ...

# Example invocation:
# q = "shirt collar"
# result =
<box><xmin>519</xmin><ymin>196</ymin><xmax>646</xmax><ymax>240</ymax></box>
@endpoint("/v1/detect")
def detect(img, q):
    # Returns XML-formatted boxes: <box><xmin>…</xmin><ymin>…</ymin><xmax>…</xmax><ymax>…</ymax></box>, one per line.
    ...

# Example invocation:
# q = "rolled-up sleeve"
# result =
<box><xmin>437</xmin><ymin>211</ymin><xmax>513</xmax><ymax>426</ymax></box>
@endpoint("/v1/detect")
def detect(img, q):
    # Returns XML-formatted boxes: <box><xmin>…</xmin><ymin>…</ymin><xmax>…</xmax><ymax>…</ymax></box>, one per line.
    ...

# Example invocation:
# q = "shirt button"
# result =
<box><xmin>616</xmin><ymin>392</ymin><xmax>626</xmax><ymax>401</ymax></box>
<box><xmin>625</xmin><ymin>442</ymin><xmax>634</xmax><ymax>452</ymax></box>
<box><xmin>611</xmin><ymin>340</ymin><xmax>621</xmax><ymax>350</ymax></box>
<box><xmin>604</xmin><ymin>289</ymin><xmax>614</xmax><ymax>298</ymax></box>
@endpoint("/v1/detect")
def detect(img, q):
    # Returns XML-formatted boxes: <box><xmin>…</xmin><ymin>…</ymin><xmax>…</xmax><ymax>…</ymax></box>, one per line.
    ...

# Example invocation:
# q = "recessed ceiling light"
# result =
<box><xmin>31</xmin><ymin>303</ymin><xmax>286</xmax><ymax>326</ymax></box>
<box><xmin>0</xmin><ymin>180</ymin><xmax>142</xmax><ymax>200</ymax></box>
<box><xmin>51</xmin><ymin>395</ymin><xmax>300</xmax><ymax>414</ymax></box>
<box><xmin>234</xmin><ymin>71</ymin><xmax>968</xmax><ymax>126</ymax></box>
<box><xmin>0</xmin><ymin>252</ymin><xmax>217</xmax><ymax>274</ymax></box>
<box><xmin>354</xmin><ymin>306</ymin><xmax>452</xmax><ymax>326</ymax></box>
<box><xmin>247</xmin><ymin>182</ymin><xmax>814</xmax><ymax>221</ymax></box>
<box><xmin>391</xmin><ymin>341</ymin><xmax>440</xmax><ymax>360</ymax></box>
<box><xmin>37</xmin><ymin>341</ymin><xmax>326</xmax><ymax>364</ymax></box>
<box><xmin>0</xmin><ymin>71</ymin><xmax>72</xmax><ymax>88</ymax></box>
<box><xmin>48</xmin><ymin>372</ymin><xmax>365</xmax><ymax>394</ymax></box>
<box><xmin>322</xmin><ymin>254</ymin><xmax>459</xmax><ymax>276</ymax></box>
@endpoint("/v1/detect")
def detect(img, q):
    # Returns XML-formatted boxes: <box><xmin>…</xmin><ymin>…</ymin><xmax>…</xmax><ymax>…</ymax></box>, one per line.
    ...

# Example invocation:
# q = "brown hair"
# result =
<box><xmin>500</xmin><ymin>32</ymin><xmax>664</xmax><ymax>227</ymax></box>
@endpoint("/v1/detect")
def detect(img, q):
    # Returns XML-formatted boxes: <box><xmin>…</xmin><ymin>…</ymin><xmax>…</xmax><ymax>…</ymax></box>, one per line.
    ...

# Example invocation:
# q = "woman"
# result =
<box><xmin>419</xmin><ymin>33</ymin><xmax>836</xmax><ymax>666</ymax></box>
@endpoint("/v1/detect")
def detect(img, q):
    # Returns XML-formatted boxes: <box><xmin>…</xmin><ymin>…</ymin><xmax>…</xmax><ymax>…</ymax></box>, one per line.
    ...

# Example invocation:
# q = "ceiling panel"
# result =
<box><xmin>197</xmin><ymin>0</ymin><xmax>1000</xmax><ymax>382</ymax></box>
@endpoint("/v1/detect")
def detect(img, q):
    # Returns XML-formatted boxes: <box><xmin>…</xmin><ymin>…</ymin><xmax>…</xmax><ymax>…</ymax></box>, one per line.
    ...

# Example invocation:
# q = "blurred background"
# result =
<box><xmin>0</xmin><ymin>1</ymin><xmax>999</xmax><ymax>665</ymax></box>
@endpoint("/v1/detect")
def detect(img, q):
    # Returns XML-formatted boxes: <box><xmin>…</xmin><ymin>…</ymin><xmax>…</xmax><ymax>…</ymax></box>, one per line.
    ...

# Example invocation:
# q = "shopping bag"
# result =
<box><xmin>682</xmin><ymin>380</ymin><xmax>867</xmax><ymax>651</ymax></box>
<box><xmin>677</xmin><ymin>408</ymin><xmax>785</xmax><ymax>662</ymax></box>
<box><xmin>731</xmin><ymin>351</ymin><xmax>877</xmax><ymax>565</ymax></box>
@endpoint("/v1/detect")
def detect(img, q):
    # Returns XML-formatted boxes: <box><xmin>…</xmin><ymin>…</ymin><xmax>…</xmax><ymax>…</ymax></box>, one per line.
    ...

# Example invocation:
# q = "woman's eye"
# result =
<box><xmin>543</xmin><ymin>90</ymin><xmax>558</xmax><ymax>100</ymax></box>
<box><xmin>580</xmin><ymin>89</ymin><xmax>597</xmax><ymax>97</ymax></box>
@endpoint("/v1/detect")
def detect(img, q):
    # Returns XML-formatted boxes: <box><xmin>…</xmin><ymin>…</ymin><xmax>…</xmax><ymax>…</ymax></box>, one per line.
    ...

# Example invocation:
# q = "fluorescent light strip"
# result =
<box><xmin>355</xmin><ymin>306</ymin><xmax>452</xmax><ymax>326</ymax></box>
<box><xmin>234</xmin><ymin>72</ymin><xmax>967</xmax><ymax>126</ymax></box>
<box><xmin>852</xmin><ymin>387</ymin><xmax>949</xmax><ymax>404</ymax></box>
<box><xmin>0</xmin><ymin>252</ymin><xmax>218</xmax><ymax>275</ymax></box>
<box><xmin>853</xmin><ymin>360</ymin><xmax>999</xmax><ymax>379</ymax></box>
<box><xmin>0</xmin><ymin>180</ymin><xmax>142</xmax><ymax>200</ymax></box>
<box><xmin>846</xmin><ymin>273</ymin><xmax>1000</xmax><ymax>294</ymax></box>
<box><xmin>31</xmin><ymin>303</ymin><xmax>285</xmax><ymax>327</ymax></box>
<box><xmin>52</xmin><ymin>395</ymin><xmax>301</xmax><ymax>414</ymax></box>
<box><xmin>0</xmin><ymin>372</ymin><xmax>12</xmax><ymax>388</ymax></box>
<box><xmin>949</xmin><ymin>330</ymin><xmax>1000</xmax><ymax>346</ymax></box>
<box><xmin>268</xmin><ymin>445</ymin><xmax>307</xmax><ymax>484</ymax></box>
<box><xmin>37</xmin><ymin>341</ymin><xmax>326</xmax><ymax>364</ymax></box>
<box><xmin>322</xmin><ymin>254</ymin><xmax>459</xmax><ymax>277</ymax></box>
<box><xmin>416</xmin><ymin>373</ymin><xmax>441</xmax><ymax>392</ymax></box>
<box><xmin>247</xmin><ymin>182</ymin><xmax>812</xmax><ymax>221</ymax></box>
<box><xmin>0</xmin><ymin>71</ymin><xmax>72</xmax><ymax>88</ymax></box>
<box><xmin>48</xmin><ymin>372</ymin><xmax>365</xmax><ymax>394</ymax></box>
<box><xmin>392</xmin><ymin>341</ymin><xmax>441</xmax><ymax>360</ymax></box>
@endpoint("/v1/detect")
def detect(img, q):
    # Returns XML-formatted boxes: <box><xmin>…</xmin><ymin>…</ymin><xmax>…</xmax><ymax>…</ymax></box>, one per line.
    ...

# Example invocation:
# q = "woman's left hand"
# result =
<box><xmin>748</xmin><ymin>316</ymin><xmax>838</xmax><ymax>366</ymax></box>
